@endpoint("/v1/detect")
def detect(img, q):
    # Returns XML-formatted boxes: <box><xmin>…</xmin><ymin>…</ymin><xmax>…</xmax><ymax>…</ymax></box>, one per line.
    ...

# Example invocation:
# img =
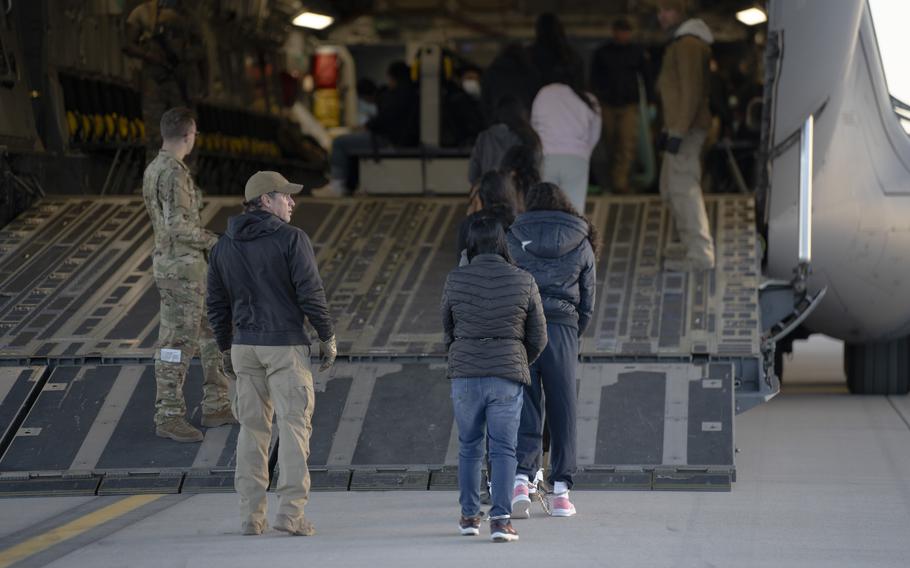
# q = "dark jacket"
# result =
<box><xmin>207</xmin><ymin>210</ymin><xmax>334</xmax><ymax>352</ymax></box>
<box><xmin>468</xmin><ymin>124</ymin><xmax>522</xmax><ymax>185</ymax></box>
<box><xmin>481</xmin><ymin>44</ymin><xmax>541</xmax><ymax>124</ymax></box>
<box><xmin>367</xmin><ymin>83</ymin><xmax>419</xmax><ymax>147</ymax></box>
<box><xmin>507</xmin><ymin>211</ymin><xmax>596</xmax><ymax>334</ymax></box>
<box><xmin>441</xmin><ymin>254</ymin><xmax>547</xmax><ymax>384</ymax></box>
<box><xmin>456</xmin><ymin>208</ymin><xmax>515</xmax><ymax>263</ymax></box>
<box><xmin>590</xmin><ymin>41</ymin><xmax>650</xmax><ymax>107</ymax></box>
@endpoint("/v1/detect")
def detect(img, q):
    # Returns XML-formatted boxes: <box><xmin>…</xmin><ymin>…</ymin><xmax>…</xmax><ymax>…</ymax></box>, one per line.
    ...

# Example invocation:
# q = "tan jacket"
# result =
<box><xmin>657</xmin><ymin>19</ymin><xmax>714</xmax><ymax>136</ymax></box>
<box><xmin>142</xmin><ymin>149</ymin><xmax>217</xmax><ymax>283</ymax></box>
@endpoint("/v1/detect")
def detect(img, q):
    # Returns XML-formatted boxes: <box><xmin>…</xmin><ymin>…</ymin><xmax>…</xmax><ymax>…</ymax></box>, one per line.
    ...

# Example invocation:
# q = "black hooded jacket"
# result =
<box><xmin>507</xmin><ymin>211</ymin><xmax>596</xmax><ymax>334</ymax></box>
<box><xmin>207</xmin><ymin>209</ymin><xmax>334</xmax><ymax>351</ymax></box>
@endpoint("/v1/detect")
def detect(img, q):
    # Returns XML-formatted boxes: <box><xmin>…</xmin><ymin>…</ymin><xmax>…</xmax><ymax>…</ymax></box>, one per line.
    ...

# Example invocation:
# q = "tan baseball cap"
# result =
<box><xmin>244</xmin><ymin>171</ymin><xmax>304</xmax><ymax>201</ymax></box>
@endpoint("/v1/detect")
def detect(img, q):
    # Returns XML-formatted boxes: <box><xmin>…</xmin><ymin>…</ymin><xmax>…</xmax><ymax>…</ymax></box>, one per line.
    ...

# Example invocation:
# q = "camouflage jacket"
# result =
<box><xmin>142</xmin><ymin>149</ymin><xmax>217</xmax><ymax>283</ymax></box>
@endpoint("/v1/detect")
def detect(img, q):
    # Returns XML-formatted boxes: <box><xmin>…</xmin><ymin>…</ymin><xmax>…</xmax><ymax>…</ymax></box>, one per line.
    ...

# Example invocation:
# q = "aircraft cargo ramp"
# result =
<box><xmin>0</xmin><ymin>195</ymin><xmax>770</xmax><ymax>495</ymax></box>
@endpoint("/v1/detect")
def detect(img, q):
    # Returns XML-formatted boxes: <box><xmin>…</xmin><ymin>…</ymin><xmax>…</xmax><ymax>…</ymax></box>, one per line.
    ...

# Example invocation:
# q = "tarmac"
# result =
<box><xmin>1</xmin><ymin>336</ymin><xmax>909</xmax><ymax>568</ymax></box>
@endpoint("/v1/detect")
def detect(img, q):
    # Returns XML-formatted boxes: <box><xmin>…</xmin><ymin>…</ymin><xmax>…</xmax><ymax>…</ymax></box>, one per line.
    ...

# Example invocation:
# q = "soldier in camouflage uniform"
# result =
<box><xmin>125</xmin><ymin>0</ymin><xmax>207</xmax><ymax>161</ymax></box>
<box><xmin>142</xmin><ymin>107</ymin><xmax>234</xmax><ymax>442</ymax></box>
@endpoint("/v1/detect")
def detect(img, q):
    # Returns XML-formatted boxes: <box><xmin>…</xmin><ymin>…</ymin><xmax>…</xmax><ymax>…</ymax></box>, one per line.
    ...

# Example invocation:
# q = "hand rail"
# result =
<box><xmin>798</xmin><ymin>115</ymin><xmax>814</xmax><ymax>265</ymax></box>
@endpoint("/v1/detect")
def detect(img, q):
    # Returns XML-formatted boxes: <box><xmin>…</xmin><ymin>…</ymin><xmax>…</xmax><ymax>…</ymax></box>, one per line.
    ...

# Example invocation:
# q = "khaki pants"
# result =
<box><xmin>601</xmin><ymin>104</ymin><xmax>639</xmax><ymax>193</ymax></box>
<box><xmin>154</xmin><ymin>277</ymin><xmax>230</xmax><ymax>425</ymax></box>
<box><xmin>659</xmin><ymin>129</ymin><xmax>715</xmax><ymax>266</ymax></box>
<box><xmin>232</xmin><ymin>344</ymin><xmax>315</xmax><ymax>527</ymax></box>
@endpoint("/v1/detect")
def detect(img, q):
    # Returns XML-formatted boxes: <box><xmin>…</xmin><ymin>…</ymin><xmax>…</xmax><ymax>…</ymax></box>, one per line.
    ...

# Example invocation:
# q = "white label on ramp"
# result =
<box><xmin>160</xmin><ymin>348</ymin><xmax>182</xmax><ymax>363</ymax></box>
<box><xmin>701</xmin><ymin>422</ymin><xmax>722</xmax><ymax>432</ymax></box>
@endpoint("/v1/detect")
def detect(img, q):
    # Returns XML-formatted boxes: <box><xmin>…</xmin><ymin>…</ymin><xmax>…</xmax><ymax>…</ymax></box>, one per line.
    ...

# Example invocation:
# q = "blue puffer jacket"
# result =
<box><xmin>507</xmin><ymin>210</ymin><xmax>596</xmax><ymax>334</ymax></box>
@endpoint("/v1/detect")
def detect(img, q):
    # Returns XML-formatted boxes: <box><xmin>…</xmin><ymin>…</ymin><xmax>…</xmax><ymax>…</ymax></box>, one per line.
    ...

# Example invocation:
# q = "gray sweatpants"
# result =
<box><xmin>542</xmin><ymin>154</ymin><xmax>590</xmax><ymax>215</ymax></box>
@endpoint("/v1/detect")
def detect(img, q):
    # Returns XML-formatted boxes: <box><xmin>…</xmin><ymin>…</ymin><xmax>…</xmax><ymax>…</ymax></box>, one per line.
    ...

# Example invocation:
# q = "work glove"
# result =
<box><xmin>319</xmin><ymin>335</ymin><xmax>337</xmax><ymax>372</ymax></box>
<box><xmin>221</xmin><ymin>349</ymin><xmax>236</xmax><ymax>380</ymax></box>
<box><xmin>665</xmin><ymin>135</ymin><xmax>683</xmax><ymax>155</ymax></box>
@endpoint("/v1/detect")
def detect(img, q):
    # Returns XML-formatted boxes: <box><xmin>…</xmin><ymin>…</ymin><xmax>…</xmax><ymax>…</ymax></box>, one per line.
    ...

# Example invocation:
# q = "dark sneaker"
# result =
<box><xmin>459</xmin><ymin>515</ymin><xmax>481</xmax><ymax>536</ymax></box>
<box><xmin>274</xmin><ymin>514</ymin><xmax>316</xmax><ymax>536</ymax></box>
<box><xmin>155</xmin><ymin>418</ymin><xmax>203</xmax><ymax>442</ymax></box>
<box><xmin>202</xmin><ymin>408</ymin><xmax>237</xmax><ymax>427</ymax></box>
<box><xmin>490</xmin><ymin>518</ymin><xmax>519</xmax><ymax>542</ymax></box>
<box><xmin>242</xmin><ymin>520</ymin><xmax>267</xmax><ymax>535</ymax></box>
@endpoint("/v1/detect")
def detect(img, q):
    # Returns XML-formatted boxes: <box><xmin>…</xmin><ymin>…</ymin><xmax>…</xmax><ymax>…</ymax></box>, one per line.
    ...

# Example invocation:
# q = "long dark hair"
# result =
<box><xmin>494</xmin><ymin>95</ymin><xmax>541</xmax><ymax>156</ymax></box>
<box><xmin>466</xmin><ymin>216</ymin><xmax>513</xmax><ymax>263</ymax></box>
<box><xmin>534</xmin><ymin>13</ymin><xmax>573</xmax><ymax>69</ymax></box>
<box><xmin>499</xmin><ymin>144</ymin><xmax>540</xmax><ymax>208</ymax></box>
<box><xmin>524</xmin><ymin>182</ymin><xmax>601</xmax><ymax>257</ymax></box>
<box><xmin>534</xmin><ymin>13</ymin><xmax>596</xmax><ymax>112</ymax></box>
<box><xmin>477</xmin><ymin>170</ymin><xmax>517</xmax><ymax>223</ymax></box>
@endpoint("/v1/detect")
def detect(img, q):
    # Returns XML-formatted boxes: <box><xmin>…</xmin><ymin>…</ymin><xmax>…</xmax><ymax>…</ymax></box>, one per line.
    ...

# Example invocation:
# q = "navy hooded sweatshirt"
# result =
<box><xmin>506</xmin><ymin>210</ymin><xmax>596</xmax><ymax>334</ymax></box>
<box><xmin>207</xmin><ymin>209</ymin><xmax>334</xmax><ymax>352</ymax></box>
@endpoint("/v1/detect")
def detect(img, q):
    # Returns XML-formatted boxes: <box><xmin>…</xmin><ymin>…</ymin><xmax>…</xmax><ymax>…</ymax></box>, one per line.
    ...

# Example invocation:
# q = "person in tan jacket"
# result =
<box><xmin>656</xmin><ymin>0</ymin><xmax>716</xmax><ymax>271</ymax></box>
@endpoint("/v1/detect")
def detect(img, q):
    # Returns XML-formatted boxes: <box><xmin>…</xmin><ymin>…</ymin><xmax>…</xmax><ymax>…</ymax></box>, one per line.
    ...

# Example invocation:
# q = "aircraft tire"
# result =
<box><xmin>844</xmin><ymin>338</ymin><xmax>910</xmax><ymax>395</ymax></box>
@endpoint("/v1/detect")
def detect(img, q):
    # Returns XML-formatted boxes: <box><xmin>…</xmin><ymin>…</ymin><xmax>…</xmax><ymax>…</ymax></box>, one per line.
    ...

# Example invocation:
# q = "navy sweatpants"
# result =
<box><xmin>516</xmin><ymin>322</ymin><xmax>578</xmax><ymax>489</ymax></box>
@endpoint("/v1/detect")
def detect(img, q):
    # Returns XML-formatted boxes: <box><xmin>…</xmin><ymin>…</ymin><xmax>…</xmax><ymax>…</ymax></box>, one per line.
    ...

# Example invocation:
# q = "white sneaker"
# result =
<box><xmin>511</xmin><ymin>477</ymin><xmax>531</xmax><ymax>519</ymax></box>
<box><xmin>311</xmin><ymin>179</ymin><xmax>346</xmax><ymax>198</ymax></box>
<box><xmin>549</xmin><ymin>482</ymin><xmax>576</xmax><ymax>517</ymax></box>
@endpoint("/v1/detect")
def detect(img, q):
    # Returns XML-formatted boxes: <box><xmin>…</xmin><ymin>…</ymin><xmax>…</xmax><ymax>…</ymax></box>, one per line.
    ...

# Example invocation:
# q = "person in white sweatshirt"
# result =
<box><xmin>531</xmin><ymin>72</ymin><xmax>601</xmax><ymax>214</ymax></box>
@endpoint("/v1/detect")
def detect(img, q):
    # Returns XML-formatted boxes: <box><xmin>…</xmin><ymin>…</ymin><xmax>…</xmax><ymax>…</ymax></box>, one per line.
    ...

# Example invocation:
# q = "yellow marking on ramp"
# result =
<box><xmin>0</xmin><ymin>494</ymin><xmax>163</xmax><ymax>568</ymax></box>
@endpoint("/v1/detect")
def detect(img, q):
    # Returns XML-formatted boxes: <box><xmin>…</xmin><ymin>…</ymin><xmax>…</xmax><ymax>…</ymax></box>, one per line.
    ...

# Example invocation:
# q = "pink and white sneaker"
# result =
<box><xmin>548</xmin><ymin>491</ymin><xmax>577</xmax><ymax>517</ymax></box>
<box><xmin>511</xmin><ymin>480</ymin><xmax>531</xmax><ymax>519</ymax></box>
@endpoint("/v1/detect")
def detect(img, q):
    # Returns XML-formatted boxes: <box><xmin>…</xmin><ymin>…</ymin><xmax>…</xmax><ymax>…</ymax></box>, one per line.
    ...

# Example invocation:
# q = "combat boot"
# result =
<box><xmin>202</xmin><ymin>408</ymin><xmax>238</xmax><ymax>428</ymax></box>
<box><xmin>155</xmin><ymin>417</ymin><xmax>203</xmax><ymax>442</ymax></box>
<box><xmin>274</xmin><ymin>514</ymin><xmax>316</xmax><ymax>536</ymax></box>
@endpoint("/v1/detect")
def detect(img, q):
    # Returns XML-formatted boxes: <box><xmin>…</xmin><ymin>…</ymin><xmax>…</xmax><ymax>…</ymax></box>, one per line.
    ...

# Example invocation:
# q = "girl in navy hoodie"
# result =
<box><xmin>506</xmin><ymin>182</ymin><xmax>598</xmax><ymax>518</ymax></box>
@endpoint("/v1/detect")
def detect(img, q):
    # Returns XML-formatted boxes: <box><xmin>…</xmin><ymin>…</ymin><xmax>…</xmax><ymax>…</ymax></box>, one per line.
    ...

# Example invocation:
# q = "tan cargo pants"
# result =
<box><xmin>232</xmin><ymin>344</ymin><xmax>315</xmax><ymax>527</ymax></box>
<box><xmin>659</xmin><ymin>129</ymin><xmax>715</xmax><ymax>266</ymax></box>
<box><xmin>601</xmin><ymin>103</ymin><xmax>639</xmax><ymax>194</ymax></box>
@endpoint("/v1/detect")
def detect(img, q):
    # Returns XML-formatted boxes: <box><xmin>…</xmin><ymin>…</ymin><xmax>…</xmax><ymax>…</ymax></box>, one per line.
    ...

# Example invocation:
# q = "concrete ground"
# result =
<box><xmin>1</xmin><ymin>336</ymin><xmax>910</xmax><ymax>568</ymax></box>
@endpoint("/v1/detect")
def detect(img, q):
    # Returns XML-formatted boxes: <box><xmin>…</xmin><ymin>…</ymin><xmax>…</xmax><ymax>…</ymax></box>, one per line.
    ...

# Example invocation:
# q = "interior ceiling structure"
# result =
<box><xmin>296</xmin><ymin>0</ymin><xmax>764</xmax><ymax>42</ymax></box>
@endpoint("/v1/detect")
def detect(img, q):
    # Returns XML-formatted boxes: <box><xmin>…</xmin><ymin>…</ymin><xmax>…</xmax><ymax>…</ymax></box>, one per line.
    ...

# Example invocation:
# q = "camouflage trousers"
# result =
<box><xmin>154</xmin><ymin>277</ymin><xmax>231</xmax><ymax>425</ymax></box>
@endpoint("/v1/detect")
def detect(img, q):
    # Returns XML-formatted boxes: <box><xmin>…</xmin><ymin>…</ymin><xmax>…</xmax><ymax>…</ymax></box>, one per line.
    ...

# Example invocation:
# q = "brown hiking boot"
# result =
<box><xmin>201</xmin><ymin>408</ymin><xmax>237</xmax><ymax>428</ymax></box>
<box><xmin>274</xmin><ymin>514</ymin><xmax>316</xmax><ymax>536</ymax></box>
<box><xmin>155</xmin><ymin>417</ymin><xmax>203</xmax><ymax>442</ymax></box>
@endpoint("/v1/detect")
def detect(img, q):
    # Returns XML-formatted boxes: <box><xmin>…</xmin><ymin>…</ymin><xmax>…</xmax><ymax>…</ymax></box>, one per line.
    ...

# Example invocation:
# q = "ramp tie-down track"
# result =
<box><xmin>0</xmin><ymin>196</ymin><xmax>761</xmax><ymax>495</ymax></box>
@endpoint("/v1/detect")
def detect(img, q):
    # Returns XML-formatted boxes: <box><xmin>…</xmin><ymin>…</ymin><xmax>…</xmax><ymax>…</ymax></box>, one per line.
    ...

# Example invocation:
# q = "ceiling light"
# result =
<box><xmin>293</xmin><ymin>12</ymin><xmax>334</xmax><ymax>30</ymax></box>
<box><xmin>736</xmin><ymin>7</ymin><xmax>767</xmax><ymax>26</ymax></box>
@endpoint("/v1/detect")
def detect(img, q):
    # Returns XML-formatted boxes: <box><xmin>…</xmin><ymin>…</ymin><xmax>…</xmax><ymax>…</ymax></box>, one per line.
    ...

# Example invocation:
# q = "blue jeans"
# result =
<box><xmin>451</xmin><ymin>377</ymin><xmax>523</xmax><ymax>519</ymax></box>
<box><xmin>330</xmin><ymin>132</ymin><xmax>387</xmax><ymax>188</ymax></box>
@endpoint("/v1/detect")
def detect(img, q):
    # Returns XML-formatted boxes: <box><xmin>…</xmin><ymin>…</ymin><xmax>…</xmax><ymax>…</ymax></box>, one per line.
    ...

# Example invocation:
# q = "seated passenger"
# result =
<box><xmin>441</xmin><ymin>216</ymin><xmax>547</xmax><ymax>542</ymax></box>
<box><xmin>458</xmin><ymin>170</ymin><xmax>518</xmax><ymax>264</ymax></box>
<box><xmin>506</xmin><ymin>182</ymin><xmax>597</xmax><ymax>519</ymax></box>
<box><xmin>468</xmin><ymin>96</ymin><xmax>541</xmax><ymax>187</ymax></box>
<box><xmin>313</xmin><ymin>61</ymin><xmax>418</xmax><ymax>197</ymax></box>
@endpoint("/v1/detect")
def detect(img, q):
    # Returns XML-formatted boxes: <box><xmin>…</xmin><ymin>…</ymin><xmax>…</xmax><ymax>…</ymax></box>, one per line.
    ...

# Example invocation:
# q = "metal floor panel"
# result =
<box><xmin>0</xmin><ymin>361</ymin><xmax>732</xmax><ymax>489</ymax></box>
<box><xmin>0</xmin><ymin>364</ymin><xmax>234</xmax><ymax>473</ymax></box>
<box><xmin>0</xmin><ymin>195</ymin><xmax>760</xmax><ymax>360</ymax></box>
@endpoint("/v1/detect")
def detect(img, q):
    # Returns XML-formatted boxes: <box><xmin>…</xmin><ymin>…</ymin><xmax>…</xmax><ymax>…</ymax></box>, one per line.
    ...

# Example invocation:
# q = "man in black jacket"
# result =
<box><xmin>207</xmin><ymin>170</ymin><xmax>337</xmax><ymax>537</ymax></box>
<box><xmin>590</xmin><ymin>18</ymin><xmax>650</xmax><ymax>193</ymax></box>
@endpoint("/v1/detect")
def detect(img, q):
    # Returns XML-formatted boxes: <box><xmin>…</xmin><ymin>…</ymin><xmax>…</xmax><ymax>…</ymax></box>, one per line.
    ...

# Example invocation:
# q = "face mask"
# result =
<box><xmin>462</xmin><ymin>79</ymin><xmax>481</xmax><ymax>97</ymax></box>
